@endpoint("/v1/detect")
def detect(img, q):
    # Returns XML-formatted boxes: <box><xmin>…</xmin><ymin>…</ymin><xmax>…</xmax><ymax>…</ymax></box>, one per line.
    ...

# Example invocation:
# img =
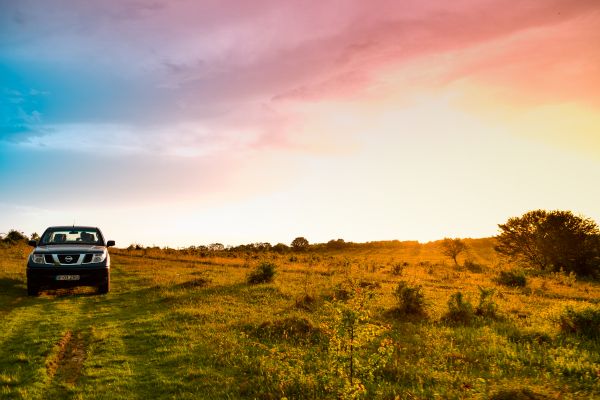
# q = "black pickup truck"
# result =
<box><xmin>26</xmin><ymin>226</ymin><xmax>115</xmax><ymax>295</ymax></box>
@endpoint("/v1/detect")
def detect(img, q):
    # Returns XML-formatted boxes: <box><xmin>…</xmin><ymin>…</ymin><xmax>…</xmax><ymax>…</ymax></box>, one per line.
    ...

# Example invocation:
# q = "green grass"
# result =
<box><xmin>0</xmin><ymin>240</ymin><xmax>599</xmax><ymax>399</ymax></box>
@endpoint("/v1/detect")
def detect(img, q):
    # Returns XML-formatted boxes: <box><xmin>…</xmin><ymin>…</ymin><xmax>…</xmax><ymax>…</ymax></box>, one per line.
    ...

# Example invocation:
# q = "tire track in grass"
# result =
<box><xmin>62</xmin><ymin>261</ymin><xmax>154</xmax><ymax>399</ymax></box>
<box><xmin>46</xmin><ymin>330</ymin><xmax>87</xmax><ymax>385</ymax></box>
<box><xmin>0</xmin><ymin>296</ymin><xmax>86</xmax><ymax>398</ymax></box>
<box><xmin>0</xmin><ymin>288</ymin><xmax>96</xmax><ymax>399</ymax></box>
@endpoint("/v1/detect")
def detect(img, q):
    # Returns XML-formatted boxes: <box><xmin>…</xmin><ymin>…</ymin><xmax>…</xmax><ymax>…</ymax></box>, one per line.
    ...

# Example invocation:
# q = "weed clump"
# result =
<box><xmin>496</xmin><ymin>269</ymin><xmax>527</xmax><ymax>287</ymax></box>
<box><xmin>327</xmin><ymin>281</ymin><xmax>354</xmax><ymax>301</ymax></box>
<box><xmin>559</xmin><ymin>306</ymin><xmax>600</xmax><ymax>340</ymax></box>
<box><xmin>475</xmin><ymin>287</ymin><xmax>499</xmax><ymax>319</ymax></box>
<box><xmin>393</xmin><ymin>281</ymin><xmax>426</xmax><ymax>316</ymax></box>
<box><xmin>390</xmin><ymin>262</ymin><xmax>408</xmax><ymax>276</ymax></box>
<box><xmin>256</xmin><ymin>317</ymin><xmax>322</xmax><ymax>344</ymax></box>
<box><xmin>179</xmin><ymin>277</ymin><xmax>211</xmax><ymax>289</ymax></box>
<box><xmin>503</xmin><ymin>327</ymin><xmax>551</xmax><ymax>344</ymax></box>
<box><xmin>358</xmin><ymin>280</ymin><xmax>381</xmax><ymax>289</ymax></box>
<box><xmin>490</xmin><ymin>387</ymin><xmax>549</xmax><ymax>399</ymax></box>
<box><xmin>443</xmin><ymin>292</ymin><xmax>474</xmax><ymax>325</ymax></box>
<box><xmin>295</xmin><ymin>294</ymin><xmax>317</xmax><ymax>311</ymax></box>
<box><xmin>247</xmin><ymin>261</ymin><xmax>277</xmax><ymax>284</ymax></box>
<box><xmin>464</xmin><ymin>259</ymin><xmax>485</xmax><ymax>273</ymax></box>
<box><xmin>551</xmin><ymin>268</ymin><xmax>577</xmax><ymax>286</ymax></box>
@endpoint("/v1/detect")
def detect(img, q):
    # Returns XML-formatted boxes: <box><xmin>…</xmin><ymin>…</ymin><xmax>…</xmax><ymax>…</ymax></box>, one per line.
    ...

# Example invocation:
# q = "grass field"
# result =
<box><xmin>1</xmin><ymin>239</ymin><xmax>599</xmax><ymax>399</ymax></box>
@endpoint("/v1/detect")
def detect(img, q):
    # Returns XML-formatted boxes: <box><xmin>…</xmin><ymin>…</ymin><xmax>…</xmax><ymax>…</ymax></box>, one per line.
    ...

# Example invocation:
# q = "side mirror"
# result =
<box><xmin>107</xmin><ymin>240</ymin><xmax>115</xmax><ymax>247</ymax></box>
<box><xmin>28</xmin><ymin>240</ymin><xmax>37</xmax><ymax>247</ymax></box>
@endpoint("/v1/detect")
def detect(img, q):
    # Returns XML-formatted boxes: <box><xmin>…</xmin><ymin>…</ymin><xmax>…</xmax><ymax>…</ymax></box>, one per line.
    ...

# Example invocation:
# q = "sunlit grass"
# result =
<box><xmin>0</xmin><ymin>240</ymin><xmax>598</xmax><ymax>399</ymax></box>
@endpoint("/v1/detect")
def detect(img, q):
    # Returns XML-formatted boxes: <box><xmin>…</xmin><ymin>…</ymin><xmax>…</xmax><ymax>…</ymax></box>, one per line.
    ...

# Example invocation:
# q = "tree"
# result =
<box><xmin>326</xmin><ymin>239</ymin><xmax>346</xmax><ymax>250</ymax></box>
<box><xmin>253</xmin><ymin>242</ymin><xmax>272</xmax><ymax>252</ymax></box>
<box><xmin>291</xmin><ymin>237</ymin><xmax>309</xmax><ymax>251</ymax></box>
<box><xmin>208</xmin><ymin>243</ymin><xmax>225</xmax><ymax>251</ymax></box>
<box><xmin>495</xmin><ymin>210</ymin><xmax>600</xmax><ymax>277</ymax></box>
<box><xmin>272</xmin><ymin>243</ymin><xmax>289</xmax><ymax>253</ymax></box>
<box><xmin>440</xmin><ymin>238</ymin><xmax>467</xmax><ymax>266</ymax></box>
<box><xmin>3</xmin><ymin>229</ymin><xmax>28</xmax><ymax>245</ymax></box>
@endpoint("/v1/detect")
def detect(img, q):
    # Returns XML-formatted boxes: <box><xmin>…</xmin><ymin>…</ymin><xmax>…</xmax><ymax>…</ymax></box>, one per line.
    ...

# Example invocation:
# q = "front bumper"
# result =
<box><xmin>27</xmin><ymin>266</ymin><xmax>109</xmax><ymax>288</ymax></box>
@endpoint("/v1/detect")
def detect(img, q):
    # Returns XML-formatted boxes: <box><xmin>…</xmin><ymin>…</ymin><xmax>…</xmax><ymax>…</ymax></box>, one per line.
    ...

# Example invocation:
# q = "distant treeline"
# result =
<box><xmin>126</xmin><ymin>238</ymin><xmax>450</xmax><ymax>254</ymax></box>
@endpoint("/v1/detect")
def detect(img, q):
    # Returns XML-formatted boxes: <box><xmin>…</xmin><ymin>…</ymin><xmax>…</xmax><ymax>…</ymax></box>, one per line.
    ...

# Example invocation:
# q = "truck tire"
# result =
<box><xmin>98</xmin><ymin>273</ymin><xmax>110</xmax><ymax>294</ymax></box>
<box><xmin>27</xmin><ymin>281</ymin><xmax>39</xmax><ymax>296</ymax></box>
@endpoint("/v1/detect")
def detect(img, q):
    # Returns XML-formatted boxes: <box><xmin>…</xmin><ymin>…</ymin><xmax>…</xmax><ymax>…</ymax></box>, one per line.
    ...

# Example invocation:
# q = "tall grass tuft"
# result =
<box><xmin>475</xmin><ymin>287</ymin><xmax>499</xmax><ymax>319</ymax></box>
<box><xmin>443</xmin><ymin>291</ymin><xmax>474</xmax><ymax>325</ymax></box>
<box><xmin>247</xmin><ymin>261</ymin><xmax>277</xmax><ymax>284</ymax></box>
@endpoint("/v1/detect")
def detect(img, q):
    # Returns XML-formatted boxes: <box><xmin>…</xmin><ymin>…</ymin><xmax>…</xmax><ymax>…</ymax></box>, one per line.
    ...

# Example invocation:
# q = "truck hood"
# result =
<box><xmin>34</xmin><ymin>245</ymin><xmax>106</xmax><ymax>253</ymax></box>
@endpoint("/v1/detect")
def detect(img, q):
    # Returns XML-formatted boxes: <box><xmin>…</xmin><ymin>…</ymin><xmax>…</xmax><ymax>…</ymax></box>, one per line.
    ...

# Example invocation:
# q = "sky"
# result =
<box><xmin>1</xmin><ymin>0</ymin><xmax>599</xmax><ymax>247</ymax></box>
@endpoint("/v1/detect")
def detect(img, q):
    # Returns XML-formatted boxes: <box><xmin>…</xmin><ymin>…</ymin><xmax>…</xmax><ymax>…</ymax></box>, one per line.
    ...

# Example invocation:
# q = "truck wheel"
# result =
<box><xmin>98</xmin><ymin>280</ymin><xmax>110</xmax><ymax>294</ymax></box>
<box><xmin>27</xmin><ymin>282</ymin><xmax>39</xmax><ymax>296</ymax></box>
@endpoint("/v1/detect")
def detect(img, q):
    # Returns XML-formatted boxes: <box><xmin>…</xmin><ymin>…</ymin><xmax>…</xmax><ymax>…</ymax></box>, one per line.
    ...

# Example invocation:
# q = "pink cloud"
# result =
<box><xmin>4</xmin><ymin>0</ymin><xmax>599</xmax><ymax>152</ymax></box>
<box><xmin>262</xmin><ymin>0</ymin><xmax>600</xmax><ymax>105</ymax></box>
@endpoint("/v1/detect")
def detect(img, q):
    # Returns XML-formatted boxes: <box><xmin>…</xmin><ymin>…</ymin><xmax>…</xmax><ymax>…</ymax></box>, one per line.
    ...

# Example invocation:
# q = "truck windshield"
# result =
<box><xmin>40</xmin><ymin>228</ymin><xmax>103</xmax><ymax>245</ymax></box>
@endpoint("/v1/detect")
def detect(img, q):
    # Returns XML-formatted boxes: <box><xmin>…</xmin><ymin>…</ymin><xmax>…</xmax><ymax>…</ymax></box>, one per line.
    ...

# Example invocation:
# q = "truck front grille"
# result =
<box><xmin>57</xmin><ymin>254</ymin><xmax>80</xmax><ymax>264</ymax></box>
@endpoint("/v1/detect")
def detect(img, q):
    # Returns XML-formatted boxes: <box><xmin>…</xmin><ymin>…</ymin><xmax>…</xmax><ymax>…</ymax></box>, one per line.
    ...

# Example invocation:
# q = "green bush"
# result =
<box><xmin>393</xmin><ymin>281</ymin><xmax>426</xmax><ymax>315</ymax></box>
<box><xmin>444</xmin><ymin>292</ymin><xmax>474</xmax><ymax>324</ymax></box>
<box><xmin>247</xmin><ymin>261</ymin><xmax>277</xmax><ymax>284</ymax></box>
<box><xmin>559</xmin><ymin>306</ymin><xmax>600</xmax><ymax>340</ymax></box>
<box><xmin>496</xmin><ymin>269</ymin><xmax>527</xmax><ymax>287</ymax></box>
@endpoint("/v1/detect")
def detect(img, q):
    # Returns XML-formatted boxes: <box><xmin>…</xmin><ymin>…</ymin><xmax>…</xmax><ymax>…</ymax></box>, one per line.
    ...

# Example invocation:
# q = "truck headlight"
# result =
<box><xmin>92</xmin><ymin>251</ymin><xmax>107</xmax><ymax>263</ymax></box>
<box><xmin>32</xmin><ymin>254</ymin><xmax>45</xmax><ymax>264</ymax></box>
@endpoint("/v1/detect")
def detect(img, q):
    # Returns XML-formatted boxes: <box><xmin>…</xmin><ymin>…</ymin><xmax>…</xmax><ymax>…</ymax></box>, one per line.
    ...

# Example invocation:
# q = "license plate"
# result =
<box><xmin>56</xmin><ymin>275</ymin><xmax>80</xmax><ymax>281</ymax></box>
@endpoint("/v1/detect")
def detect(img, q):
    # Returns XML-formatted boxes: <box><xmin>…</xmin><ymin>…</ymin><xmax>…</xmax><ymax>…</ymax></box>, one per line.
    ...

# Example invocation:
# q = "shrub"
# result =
<box><xmin>475</xmin><ymin>287</ymin><xmax>498</xmax><ymax>319</ymax></box>
<box><xmin>247</xmin><ymin>261</ymin><xmax>277</xmax><ymax>284</ymax></box>
<box><xmin>322</xmin><ymin>286</ymin><xmax>394</xmax><ymax>399</ymax></box>
<box><xmin>393</xmin><ymin>281</ymin><xmax>426</xmax><ymax>315</ymax></box>
<box><xmin>444</xmin><ymin>292</ymin><xmax>474</xmax><ymax>324</ymax></box>
<box><xmin>496</xmin><ymin>269</ymin><xmax>527</xmax><ymax>287</ymax></box>
<box><xmin>559</xmin><ymin>306</ymin><xmax>600</xmax><ymax>340</ymax></box>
